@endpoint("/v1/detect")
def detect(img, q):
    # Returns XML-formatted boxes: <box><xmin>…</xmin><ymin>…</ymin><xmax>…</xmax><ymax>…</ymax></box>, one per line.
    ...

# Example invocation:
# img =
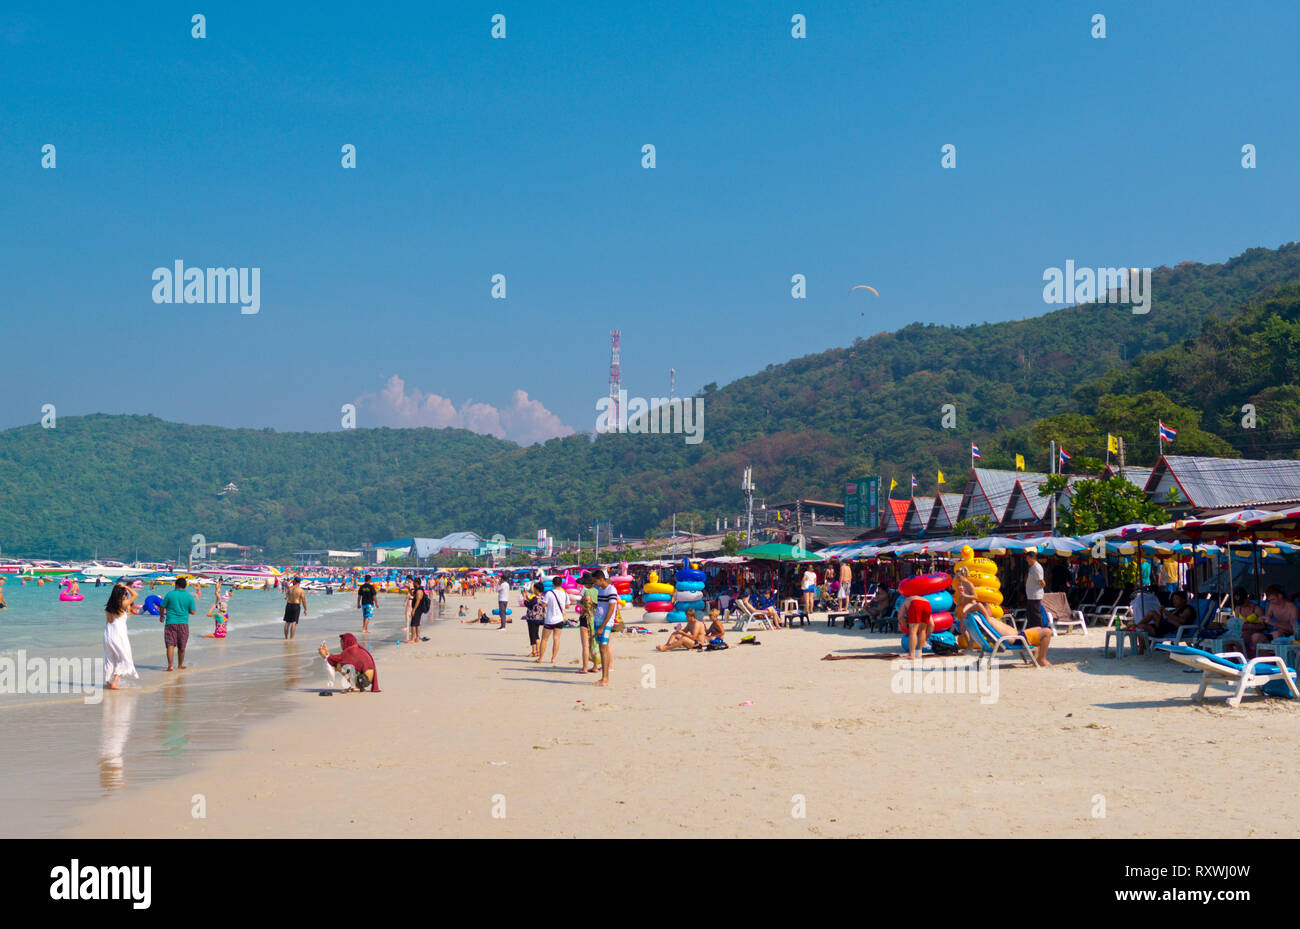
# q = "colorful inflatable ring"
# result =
<box><xmin>642</xmin><ymin>592</ymin><xmax>673</xmax><ymax>603</ymax></box>
<box><xmin>924</xmin><ymin>591</ymin><xmax>954</xmax><ymax>613</ymax></box>
<box><xmin>676</xmin><ymin>567</ymin><xmax>706</xmax><ymax>583</ymax></box>
<box><xmin>956</xmin><ymin>557</ymin><xmax>997</xmax><ymax>574</ymax></box>
<box><xmin>975</xmin><ymin>588</ymin><xmax>1003</xmax><ymax>606</ymax></box>
<box><xmin>492</xmin><ymin>608</ymin><xmax>512</xmax><ymax>616</ymax></box>
<box><xmin>898</xmin><ymin>573</ymin><xmax>952</xmax><ymax>597</ymax></box>
<box><xmin>675</xmin><ymin>580</ymin><xmax>705</xmax><ymax>592</ymax></box>
<box><xmin>643</xmin><ymin>601</ymin><xmax>672</xmax><ymax>613</ymax></box>
<box><xmin>664</xmin><ymin>610</ymin><xmax>688</xmax><ymax>623</ymax></box>
<box><xmin>643</xmin><ymin>583</ymin><xmax>674</xmax><ymax>594</ymax></box>
<box><xmin>674</xmin><ymin>590</ymin><xmax>705</xmax><ymax>602</ymax></box>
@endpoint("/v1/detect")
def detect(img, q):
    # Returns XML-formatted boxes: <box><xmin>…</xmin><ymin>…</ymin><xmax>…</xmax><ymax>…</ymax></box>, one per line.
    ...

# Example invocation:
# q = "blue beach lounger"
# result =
<box><xmin>965</xmin><ymin>612</ymin><xmax>1039</xmax><ymax>670</ymax></box>
<box><xmin>1155</xmin><ymin>644</ymin><xmax>1299</xmax><ymax>707</ymax></box>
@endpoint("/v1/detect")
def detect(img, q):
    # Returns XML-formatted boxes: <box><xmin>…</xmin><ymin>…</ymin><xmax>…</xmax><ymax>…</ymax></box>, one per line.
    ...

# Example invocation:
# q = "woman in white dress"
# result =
<box><xmin>103</xmin><ymin>583</ymin><xmax>139</xmax><ymax>690</ymax></box>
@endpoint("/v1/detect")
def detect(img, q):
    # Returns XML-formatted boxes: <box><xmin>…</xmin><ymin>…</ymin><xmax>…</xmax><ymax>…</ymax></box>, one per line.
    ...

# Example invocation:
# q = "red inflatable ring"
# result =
<box><xmin>899</xmin><ymin>573</ymin><xmax>952</xmax><ymax>597</ymax></box>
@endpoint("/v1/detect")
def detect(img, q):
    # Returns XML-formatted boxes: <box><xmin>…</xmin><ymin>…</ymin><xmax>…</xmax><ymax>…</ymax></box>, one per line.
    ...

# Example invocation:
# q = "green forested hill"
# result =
<box><xmin>4</xmin><ymin>243</ymin><xmax>1300</xmax><ymax>559</ymax></box>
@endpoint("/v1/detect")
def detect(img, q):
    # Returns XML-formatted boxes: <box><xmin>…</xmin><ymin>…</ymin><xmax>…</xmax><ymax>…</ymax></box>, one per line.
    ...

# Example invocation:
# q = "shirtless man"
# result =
<box><xmin>838</xmin><ymin>560</ymin><xmax>852</xmax><ymax>610</ymax></box>
<box><xmin>1251</xmin><ymin>585</ymin><xmax>1298</xmax><ymax>659</ymax></box>
<box><xmin>657</xmin><ymin>609</ymin><xmax>709</xmax><ymax>651</ymax></box>
<box><xmin>283</xmin><ymin>577</ymin><xmax>307</xmax><ymax>639</ymax></box>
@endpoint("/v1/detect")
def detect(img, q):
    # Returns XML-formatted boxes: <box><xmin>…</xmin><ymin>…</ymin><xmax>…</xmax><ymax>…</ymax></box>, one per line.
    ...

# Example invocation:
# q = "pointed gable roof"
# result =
<box><xmin>883</xmin><ymin>497</ymin><xmax>911</xmax><ymax>534</ymax></box>
<box><xmin>904</xmin><ymin>496</ymin><xmax>935</xmax><ymax>534</ymax></box>
<box><xmin>1147</xmin><ymin>455</ymin><xmax>1300</xmax><ymax>510</ymax></box>
<box><xmin>926</xmin><ymin>493</ymin><xmax>962</xmax><ymax>534</ymax></box>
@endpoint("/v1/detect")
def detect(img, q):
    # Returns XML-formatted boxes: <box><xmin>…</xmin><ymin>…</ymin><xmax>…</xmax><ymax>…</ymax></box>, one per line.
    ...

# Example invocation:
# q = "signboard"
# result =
<box><xmin>537</xmin><ymin>529</ymin><xmax>553</xmax><ymax>557</ymax></box>
<box><xmin>844</xmin><ymin>477</ymin><xmax>880</xmax><ymax>528</ymax></box>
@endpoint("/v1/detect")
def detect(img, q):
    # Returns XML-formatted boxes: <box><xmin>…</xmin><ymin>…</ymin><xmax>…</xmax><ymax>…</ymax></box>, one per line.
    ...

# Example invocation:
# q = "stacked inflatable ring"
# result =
<box><xmin>642</xmin><ymin>571</ymin><xmax>675</xmax><ymax>616</ymax></box>
<box><xmin>610</xmin><ymin>561</ymin><xmax>633</xmax><ymax>604</ymax></box>
<box><xmin>952</xmin><ymin>545</ymin><xmax>1003</xmax><ymax>619</ymax></box>
<box><xmin>895</xmin><ymin>572</ymin><xmax>955</xmax><ymax>634</ymax></box>
<box><xmin>668</xmin><ymin>559</ymin><xmax>707</xmax><ymax>623</ymax></box>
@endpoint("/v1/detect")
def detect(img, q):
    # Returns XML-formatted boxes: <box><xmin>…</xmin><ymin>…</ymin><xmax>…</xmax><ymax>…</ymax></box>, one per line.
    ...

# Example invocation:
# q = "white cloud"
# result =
<box><xmin>356</xmin><ymin>375</ymin><xmax>573</xmax><ymax>445</ymax></box>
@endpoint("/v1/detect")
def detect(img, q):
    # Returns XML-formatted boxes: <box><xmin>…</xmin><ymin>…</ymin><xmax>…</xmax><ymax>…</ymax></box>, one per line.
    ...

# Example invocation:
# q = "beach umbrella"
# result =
<box><xmin>1016</xmin><ymin>536</ymin><xmax>1088</xmax><ymax>557</ymax></box>
<box><xmin>967</xmin><ymin>536</ymin><xmax>1022</xmax><ymax>555</ymax></box>
<box><xmin>736</xmin><ymin>542</ymin><xmax>824</xmax><ymax>562</ymax></box>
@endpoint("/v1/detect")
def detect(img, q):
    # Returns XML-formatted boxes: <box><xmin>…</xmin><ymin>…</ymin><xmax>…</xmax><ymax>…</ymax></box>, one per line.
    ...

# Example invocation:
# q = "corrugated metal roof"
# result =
<box><xmin>1153</xmin><ymin>456</ymin><xmax>1300</xmax><ymax>509</ymax></box>
<box><xmin>905</xmin><ymin>496</ymin><xmax>935</xmax><ymax>531</ymax></box>
<box><xmin>962</xmin><ymin>468</ymin><xmax>1049</xmax><ymax>523</ymax></box>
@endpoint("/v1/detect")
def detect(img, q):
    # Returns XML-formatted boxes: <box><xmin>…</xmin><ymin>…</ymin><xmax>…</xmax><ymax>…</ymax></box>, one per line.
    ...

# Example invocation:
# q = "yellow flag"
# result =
<box><xmin>937</xmin><ymin>469</ymin><xmax>946</xmax><ymax>484</ymax></box>
<box><xmin>889</xmin><ymin>477</ymin><xmax>898</xmax><ymax>492</ymax></box>
<box><xmin>1107</xmin><ymin>433</ymin><xmax>1119</xmax><ymax>454</ymax></box>
<box><xmin>1015</xmin><ymin>454</ymin><xmax>1025</xmax><ymax>471</ymax></box>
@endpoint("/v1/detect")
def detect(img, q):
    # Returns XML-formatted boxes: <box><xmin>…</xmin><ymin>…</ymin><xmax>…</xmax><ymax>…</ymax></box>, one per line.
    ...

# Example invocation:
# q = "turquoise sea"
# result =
<box><xmin>0</xmin><ymin>579</ymin><xmax>417</xmax><ymax>836</ymax></box>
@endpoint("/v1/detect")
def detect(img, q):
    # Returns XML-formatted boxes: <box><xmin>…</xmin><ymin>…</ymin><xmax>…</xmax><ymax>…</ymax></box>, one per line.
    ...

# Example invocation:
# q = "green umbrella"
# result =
<box><xmin>737</xmin><ymin>542</ymin><xmax>824</xmax><ymax>562</ymax></box>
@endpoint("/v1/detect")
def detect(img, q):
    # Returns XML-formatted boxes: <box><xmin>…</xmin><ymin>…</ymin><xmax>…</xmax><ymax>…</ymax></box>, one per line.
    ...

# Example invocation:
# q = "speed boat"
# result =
<box><xmin>193</xmin><ymin>563</ymin><xmax>283</xmax><ymax>582</ymax></box>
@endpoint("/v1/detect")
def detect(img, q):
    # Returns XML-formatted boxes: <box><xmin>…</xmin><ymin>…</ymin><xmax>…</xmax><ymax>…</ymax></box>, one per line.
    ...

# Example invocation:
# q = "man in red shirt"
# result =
<box><xmin>902</xmin><ymin>595</ymin><xmax>934</xmax><ymax>660</ymax></box>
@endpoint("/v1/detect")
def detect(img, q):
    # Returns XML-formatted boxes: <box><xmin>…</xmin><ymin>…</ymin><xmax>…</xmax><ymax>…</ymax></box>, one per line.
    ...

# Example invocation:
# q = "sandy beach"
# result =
<box><xmin>64</xmin><ymin>590</ymin><xmax>1300</xmax><ymax>839</ymax></box>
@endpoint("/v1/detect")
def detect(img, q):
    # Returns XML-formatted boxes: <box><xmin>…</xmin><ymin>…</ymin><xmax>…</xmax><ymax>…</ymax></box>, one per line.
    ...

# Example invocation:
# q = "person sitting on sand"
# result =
<box><xmin>657</xmin><ymin>609</ymin><xmax>709</xmax><ymax>651</ymax></box>
<box><xmin>319</xmin><ymin>633</ymin><xmax>380</xmax><ymax>692</ymax></box>
<box><xmin>457</xmin><ymin>604</ymin><xmax>467</xmax><ymax>617</ymax></box>
<box><xmin>705</xmin><ymin>608</ymin><xmax>726</xmax><ymax>640</ymax></box>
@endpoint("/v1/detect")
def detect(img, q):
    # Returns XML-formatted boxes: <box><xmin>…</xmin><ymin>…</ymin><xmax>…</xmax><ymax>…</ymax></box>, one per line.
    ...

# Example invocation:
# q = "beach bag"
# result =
<box><xmin>706</xmin><ymin>637</ymin><xmax>728</xmax><ymax>651</ymax></box>
<box><xmin>929</xmin><ymin>631</ymin><xmax>960</xmax><ymax>656</ymax></box>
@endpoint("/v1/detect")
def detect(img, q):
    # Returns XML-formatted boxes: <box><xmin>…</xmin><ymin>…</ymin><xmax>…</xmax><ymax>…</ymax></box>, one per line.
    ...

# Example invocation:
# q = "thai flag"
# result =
<box><xmin>910</xmin><ymin>474</ymin><xmax>918</xmax><ymax>490</ymax></box>
<box><xmin>1159</xmin><ymin>420</ymin><xmax>1177</xmax><ymax>443</ymax></box>
<box><xmin>1059</xmin><ymin>447</ymin><xmax>1072</xmax><ymax>467</ymax></box>
<box><xmin>971</xmin><ymin>443</ymin><xmax>981</xmax><ymax>460</ymax></box>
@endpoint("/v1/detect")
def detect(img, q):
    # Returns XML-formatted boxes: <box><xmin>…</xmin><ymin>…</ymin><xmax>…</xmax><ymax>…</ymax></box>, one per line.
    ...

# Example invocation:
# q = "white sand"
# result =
<box><xmin>65</xmin><ymin>591</ymin><xmax>1300</xmax><ymax>838</ymax></box>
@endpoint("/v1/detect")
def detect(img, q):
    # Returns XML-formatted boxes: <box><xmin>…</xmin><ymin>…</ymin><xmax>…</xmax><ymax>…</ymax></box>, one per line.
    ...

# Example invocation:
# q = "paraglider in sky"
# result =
<box><xmin>849</xmin><ymin>285</ymin><xmax>879</xmax><ymax>297</ymax></box>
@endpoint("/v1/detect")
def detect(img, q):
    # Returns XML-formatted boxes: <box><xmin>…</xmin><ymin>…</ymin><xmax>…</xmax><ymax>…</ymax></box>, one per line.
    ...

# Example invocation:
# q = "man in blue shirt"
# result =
<box><xmin>160</xmin><ymin>577</ymin><xmax>198</xmax><ymax>671</ymax></box>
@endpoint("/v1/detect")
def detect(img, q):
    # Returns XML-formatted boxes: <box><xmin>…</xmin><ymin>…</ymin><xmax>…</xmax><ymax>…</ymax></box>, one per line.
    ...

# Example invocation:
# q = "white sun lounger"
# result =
<box><xmin>1155</xmin><ymin>644</ymin><xmax>1299</xmax><ymax>707</ymax></box>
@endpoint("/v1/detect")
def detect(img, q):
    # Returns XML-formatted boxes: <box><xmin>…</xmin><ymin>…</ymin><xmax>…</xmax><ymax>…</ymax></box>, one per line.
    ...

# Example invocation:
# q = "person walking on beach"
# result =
<box><xmin>577</xmin><ymin>573</ymin><xmax>598</xmax><ymax>673</ymax></box>
<box><xmin>283</xmin><ymin>577</ymin><xmax>307</xmax><ymax>639</ymax></box>
<box><xmin>356</xmin><ymin>574</ymin><xmax>378</xmax><ymax>633</ymax></box>
<box><xmin>160</xmin><ymin>577</ymin><xmax>197</xmax><ymax>670</ymax></box>
<box><xmin>800</xmin><ymin>564</ymin><xmax>817</xmax><ymax>617</ymax></box>
<box><xmin>592</xmin><ymin>569</ymin><xmax>619</xmax><ymax>686</ymax></box>
<box><xmin>535</xmin><ymin>577</ymin><xmax>570</xmax><ymax>664</ymax></box>
<box><xmin>838</xmin><ymin>560</ymin><xmax>852</xmax><ymax>611</ymax></box>
<box><xmin>103</xmin><ymin>583</ymin><xmax>138</xmax><ymax>690</ymax></box>
<box><xmin>522</xmin><ymin>581</ymin><xmax>546</xmax><ymax>657</ymax></box>
<box><xmin>408</xmin><ymin>579</ymin><xmax>429</xmax><ymax>643</ymax></box>
<box><xmin>436</xmin><ymin>576</ymin><xmax>447</xmax><ymax>609</ymax></box>
<box><xmin>496</xmin><ymin>575</ymin><xmax>511</xmax><ymax>630</ymax></box>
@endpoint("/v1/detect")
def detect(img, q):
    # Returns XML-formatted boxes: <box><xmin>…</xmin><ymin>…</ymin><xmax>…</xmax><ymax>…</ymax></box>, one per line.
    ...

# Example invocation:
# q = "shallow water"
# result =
<box><xmin>0</xmin><ymin>581</ymin><xmax>421</xmax><ymax>836</ymax></box>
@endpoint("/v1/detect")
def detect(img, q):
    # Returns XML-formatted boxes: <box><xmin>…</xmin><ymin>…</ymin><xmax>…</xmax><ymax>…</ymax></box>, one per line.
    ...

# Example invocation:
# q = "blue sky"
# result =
<box><xmin>3</xmin><ymin>0</ymin><xmax>1297</xmax><ymax>442</ymax></box>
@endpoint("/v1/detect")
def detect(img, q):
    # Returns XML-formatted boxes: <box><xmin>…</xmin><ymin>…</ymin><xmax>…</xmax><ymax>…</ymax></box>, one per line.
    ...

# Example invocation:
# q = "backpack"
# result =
<box><xmin>929</xmin><ymin>631</ymin><xmax>961</xmax><ymax>656</ymax></box>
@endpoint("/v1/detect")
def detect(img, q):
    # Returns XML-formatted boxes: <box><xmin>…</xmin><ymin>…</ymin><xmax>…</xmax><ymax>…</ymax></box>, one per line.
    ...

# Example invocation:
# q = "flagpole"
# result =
<box><xmin>1050</xmin><ymin>440</ymin><xmax>1057</xmax><ymax>534</ymax></box>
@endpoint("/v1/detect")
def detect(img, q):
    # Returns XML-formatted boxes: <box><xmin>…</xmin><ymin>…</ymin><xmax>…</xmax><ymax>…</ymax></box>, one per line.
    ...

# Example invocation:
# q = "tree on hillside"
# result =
<box><xmin>1039</xmin><ymin>475</ymin><xmax>1168</xmax><ymax>535</ymax></box>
